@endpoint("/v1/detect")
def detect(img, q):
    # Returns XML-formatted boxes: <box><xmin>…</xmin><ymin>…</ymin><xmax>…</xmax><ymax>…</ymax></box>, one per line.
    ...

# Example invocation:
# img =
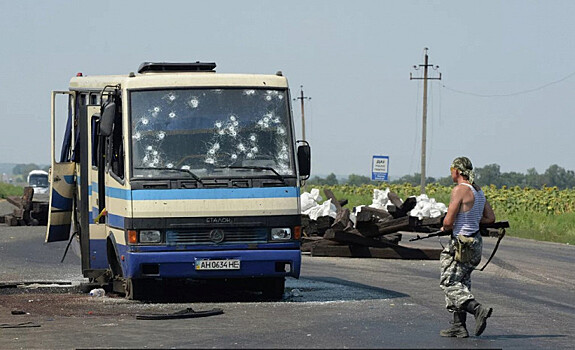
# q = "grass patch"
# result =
<box><xmin>0</xmin><ymin>183</ymin><xmax>23</xmax><ymax>199</ymax></box>
<box><xmin>497</xmin><ymin>211</ymin><xmax>575</xmax><ymax>245</ymax></box>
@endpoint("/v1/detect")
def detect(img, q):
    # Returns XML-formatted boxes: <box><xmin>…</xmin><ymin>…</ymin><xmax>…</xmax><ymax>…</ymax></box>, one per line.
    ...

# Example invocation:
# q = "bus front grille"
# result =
<box><xmin>166</xmin><ymin>228</ymin><xmax>267</xmax><ymax>245</ymax></box>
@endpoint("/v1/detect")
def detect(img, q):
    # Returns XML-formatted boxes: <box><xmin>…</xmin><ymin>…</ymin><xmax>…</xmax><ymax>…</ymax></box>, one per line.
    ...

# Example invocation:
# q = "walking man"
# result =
<box><xmin>439</xmin><ymin>156</ymin><xmax>496</xmax><ymax>337</ymax></box>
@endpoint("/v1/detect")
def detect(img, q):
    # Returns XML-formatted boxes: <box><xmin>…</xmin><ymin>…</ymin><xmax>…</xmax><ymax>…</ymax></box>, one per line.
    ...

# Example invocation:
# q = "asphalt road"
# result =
<box><xmin>0</xmin><ymin>223</ymin><xmax>573</xmax><ymax>349</ymax></box>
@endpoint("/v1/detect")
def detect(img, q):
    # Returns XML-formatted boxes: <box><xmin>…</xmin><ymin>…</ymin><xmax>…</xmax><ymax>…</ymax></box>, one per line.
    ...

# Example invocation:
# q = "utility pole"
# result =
<box><xmin>410</xmin><ymin>48</ymin><xmax>441</xmax><ymax>194</ymax></box>
<box><xmin>294</xmin><ymin>85</ymin><xmax>311</xmax><ymax>141</ymax></box>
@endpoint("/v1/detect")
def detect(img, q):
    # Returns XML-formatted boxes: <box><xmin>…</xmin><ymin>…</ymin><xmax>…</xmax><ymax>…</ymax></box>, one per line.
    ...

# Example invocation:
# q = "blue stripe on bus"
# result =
<box><xmin>108</xmin><ymin>213</ymin><xmax>125</xmax><ymax>229</ymax></box>
<box><xmin>46</xmin><ymin>224</ymin><xmax>70</xmax><ymax>242</ymax></box>
<box><xmin>50</xmin><ymin>189</ymin><xmax>73</xmax><ymax>210</ymax></box>
<box><xmin>85</xmin><ymin>187</ymin><xmax>299</xmax><ymax>230</ymax></box>
<box><xmin>107</xmin><ymin>187</ymin><xmax>132</xmax><ymax>200</ymax></box>
<box><xmin>64</xmin><ymin>175</ymin><xmax>75</xmax><ymax>185</ymax></box>
<box><xmin>129</xmin><ymin>187</ymin><xmax>299</xmax><ymax>200</ymax></box>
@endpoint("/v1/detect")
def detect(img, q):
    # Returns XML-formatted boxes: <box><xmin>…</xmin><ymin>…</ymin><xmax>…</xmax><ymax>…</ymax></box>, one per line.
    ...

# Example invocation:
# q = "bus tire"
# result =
<box><xmin>124</xmin><ymin>278</ymin><xmax>138</xmax><ymax>300</ymax></box>
<box><xmin>261</xmin><ymin>277</ymin><xmax>285</xmax><ymax>301</ymax></box>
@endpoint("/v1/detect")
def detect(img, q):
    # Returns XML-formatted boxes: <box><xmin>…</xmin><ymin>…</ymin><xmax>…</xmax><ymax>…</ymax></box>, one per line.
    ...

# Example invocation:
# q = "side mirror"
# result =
<box><xmin>297</xmin><ymin>141</ymin><xmax>311</xmax><ymax>179</ymax></box>
<box><xmin>99</xmin><ymin>102</ymin><xmax>116</xmax><ymax>137</ymax></box>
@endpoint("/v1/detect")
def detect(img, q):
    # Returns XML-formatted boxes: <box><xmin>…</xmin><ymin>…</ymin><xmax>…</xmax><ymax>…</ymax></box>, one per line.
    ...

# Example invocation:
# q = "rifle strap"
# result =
<box><xmin>438</xmin><ymin>234</ymin><xmax>446</xmax><ymax>249</ymax></box>
<box><xmin>479</xmin><ymin>228</ymin><xmax>506</xmax><ymax>271</ymax></box>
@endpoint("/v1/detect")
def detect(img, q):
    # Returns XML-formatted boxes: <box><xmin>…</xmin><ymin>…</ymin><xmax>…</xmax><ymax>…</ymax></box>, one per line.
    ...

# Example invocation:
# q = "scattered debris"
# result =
<box><xmin>136</xmin><ymin>307</ymin><xmax>224</xmax><ymax>320</ymax></box>
<box><xmin>89</xmin><ymin>288</ymin><xmax>106</xmax><ymax>297</ymax></box>
<box><xmin>0</xmin><ymin>321</ymin><xmax>41</xmax><ymax>328</ymax></box>
<box><xmin>1</xmin><ymin>187</ymin><xmax>49</xmax><ymax>226</ymax></box>
<box><xmin>10</xmin><ymin>310</ymin><xmax>29</xmax><ymax>315</ymax></box>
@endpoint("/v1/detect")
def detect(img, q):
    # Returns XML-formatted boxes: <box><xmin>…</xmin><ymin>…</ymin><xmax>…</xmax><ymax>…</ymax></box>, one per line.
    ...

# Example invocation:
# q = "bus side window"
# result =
<box><xmin>91</xmin><ymin>116</ymin><xmax>99</xmax><ymax>167</ymax></box>
<box><xmin>90</xmin><ymin>93</ymin><xmax>99</xmax><ymax>105</ymax></box>
<box><xmin>109</xmin><ymin>105</ymin><xmax>124</xmax><ymax>179</ymax></box>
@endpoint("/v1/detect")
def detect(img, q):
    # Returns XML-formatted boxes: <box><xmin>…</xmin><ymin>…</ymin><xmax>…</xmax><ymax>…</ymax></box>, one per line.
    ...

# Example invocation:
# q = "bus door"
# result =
<box><xmin>46</xmin><ymin>91</ymin><xmax>77</xmax><ymax>243</ymax></box>
<box><xmin>88</xmin><ymin>103</ymin><xmax>106</xmax><ymax>226</ymax></box>
<box><xmin>88</xmin><ymin>102</ymin><xmax>111</xmax><ymax>272</ymax></box>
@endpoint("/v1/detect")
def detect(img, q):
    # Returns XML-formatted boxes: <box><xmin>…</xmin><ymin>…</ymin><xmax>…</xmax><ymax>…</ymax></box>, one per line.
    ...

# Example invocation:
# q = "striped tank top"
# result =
<box><xmin>453</xmin><ymin>183</ymin><xmax>486</xmax><ymax>237</ymax></box>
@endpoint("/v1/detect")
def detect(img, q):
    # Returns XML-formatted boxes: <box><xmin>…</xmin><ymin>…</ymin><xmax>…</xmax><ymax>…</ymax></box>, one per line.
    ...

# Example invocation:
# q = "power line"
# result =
<box><xmin>410</xmin><ymin>48</ymin><xmax>441</xmax><ymax>194</ymax></box>
<box><xmin>409</xmin><ymin>77</ymin><xmax>421</xmax><ymax>177</ymax></box>
<box><xmin>293</xmin><ymin>85</ymin><xmax>311</xmax><ymax>141</ymax></box>
<box><xmin>442</xmin><ymin>70</ymin><xmax>575</xmax><ymax>97</ymax></box>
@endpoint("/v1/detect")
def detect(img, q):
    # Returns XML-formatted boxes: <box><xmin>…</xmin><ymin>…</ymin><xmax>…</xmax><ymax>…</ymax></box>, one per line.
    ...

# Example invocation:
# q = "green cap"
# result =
<box><xmin>451</xmin><ymin>156</ymin><xmax>475</xmax><ymax>183</ymax></box>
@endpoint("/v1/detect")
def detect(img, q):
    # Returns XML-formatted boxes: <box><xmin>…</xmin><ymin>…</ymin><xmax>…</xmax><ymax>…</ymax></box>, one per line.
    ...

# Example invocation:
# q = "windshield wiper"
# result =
<box><xmin>221</xmin><ymin>165</ymin><xmax>287</xmax><ymax>185</ymax></box>
<box><xmin>134</xmin><ymin>167</ymin><xmax>204</xmax><ymax>184</ymax></box>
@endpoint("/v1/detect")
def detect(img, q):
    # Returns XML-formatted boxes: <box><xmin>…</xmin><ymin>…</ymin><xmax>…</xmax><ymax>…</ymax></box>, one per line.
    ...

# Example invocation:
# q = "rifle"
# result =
<box><xmin>479</xmin><ymin>221</ymin><xmax>509</xmax><ymax>271</ymax></box>
<box><xmin>408</xmin><ymin>221</ymin><xmax>510</xmax><ymax>271</ymax></box>
<box><xmin>409</xmin><ymin>230</ymin><xmax>449</xmax><ymax>242</ymax></box>
<box><xmin>409</xmin><ymin>221</ymin><xmax>509</xmax><ymax>242</ymax></box>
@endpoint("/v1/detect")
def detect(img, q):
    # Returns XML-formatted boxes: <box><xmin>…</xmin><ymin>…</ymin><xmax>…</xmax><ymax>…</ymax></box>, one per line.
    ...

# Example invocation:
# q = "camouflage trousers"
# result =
<box><xmin>439</xmin><ymin>234</ymin><xmax>483</xmax><ymax>312</ymax></box>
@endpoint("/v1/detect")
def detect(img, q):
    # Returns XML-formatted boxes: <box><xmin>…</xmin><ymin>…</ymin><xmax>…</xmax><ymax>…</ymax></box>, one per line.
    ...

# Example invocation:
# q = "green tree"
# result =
<box><xmin>475</xmin><ymin>164</ymin><xmax>501</xmax><ymax>187</ymax></box>
<box><xmin>391</xmin><ymin>173</ymin><xmax>419</xmax><ymax>186</ymax></box>
<box><xmin>331</xmin><ymin>163</ymin><xmax>575</xmax><ymax>189</ymax></box>
<box><xmin>12</xmin><ymin>163</ymin><xmax>41</xmax><ymax>176</ymax></box>
<box><xmin>525</xmin><ymin>168</ymin><xmax>542</xmax><ymax>188</ymax></box>
<box><xmin>542</xmin><ymin>164</ymin><xmax>575</xmax><ymax>189</ymax></box>
<box><xmin>346</xmin><ymin>174</ymin><xmax>373</xmax><ymax>186</ymax></box>
<box><xmin>11</xmin><ymin>163</ymin><xmax>43</xmax><ymax>185</ymax></box>
<box><xmin>306</xmin><ymin>175</ymin><xmax>325</xmax><ymax>185</ymax></box>
<box><xmin>306</xmin><ymin>173</ymin><xmax>340</xmax><ymax>186</ymax></box>
<box><xmin>436</xmin><ymin>175</ymin><xmax>453</xmax><ymax>186</ymax></box>
<box><xmin>324</xmin><ymin>173</ymin><xmax>339</xmax><ymax>185</ymax></box>
<box><xmin>497</xmin><ymin>171</ymin><xmax>526</xmax><ymax>188</ymax></box>
<box><xmin>391</xmin><ymin>173</ymin><xmax>437</xmax><ymax>187</ymax></box>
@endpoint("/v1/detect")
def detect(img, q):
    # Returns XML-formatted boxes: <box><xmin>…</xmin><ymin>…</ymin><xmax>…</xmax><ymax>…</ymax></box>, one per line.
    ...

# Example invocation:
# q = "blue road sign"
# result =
<box><xmin>371</xmin><ymin>155</ymin><xmax>389</xmax><ymax>181</ymax></box>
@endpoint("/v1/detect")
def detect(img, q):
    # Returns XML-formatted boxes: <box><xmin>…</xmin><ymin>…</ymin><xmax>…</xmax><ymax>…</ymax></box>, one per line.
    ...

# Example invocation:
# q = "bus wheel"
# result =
<box><xmin>124</xmin><ymin>278</ymin><xmax>139</xmax><ymax>300</ymax></box>
<box><xmin>261</xmin><ymin>277</ymin><xmax>285</xmax><ymax>301</ymax></box>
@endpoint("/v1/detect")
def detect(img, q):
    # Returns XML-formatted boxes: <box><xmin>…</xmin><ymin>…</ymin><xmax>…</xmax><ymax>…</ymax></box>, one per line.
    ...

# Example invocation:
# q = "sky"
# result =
<box><xmin>1</xmin><ymin>0</ymin><xmax>574</xmax><ymax>179</ymax></box>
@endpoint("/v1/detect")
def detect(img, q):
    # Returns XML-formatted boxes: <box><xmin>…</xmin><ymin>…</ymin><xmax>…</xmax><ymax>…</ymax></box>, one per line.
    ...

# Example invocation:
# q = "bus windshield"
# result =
<box><xmin>129</xmin><ymin>88</ymin><xmax>295</xmax><ymax>179</ymax></box>
<box><xmin>29</xmin><ymin>174</ymin><xmax>49</xmax><ymax>187</ymax></box>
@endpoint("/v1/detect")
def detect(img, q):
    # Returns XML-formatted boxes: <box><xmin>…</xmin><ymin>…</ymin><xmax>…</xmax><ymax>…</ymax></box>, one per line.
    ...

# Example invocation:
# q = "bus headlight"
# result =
<box><xmin>139</xmin><ymin>230</ymin><xmax>161</xmax><ymax>243</ymax></box>
<box><xmin>271</xmin><ymin>228</ymin><xmax>292</xmax><ymax>240</ymax></box>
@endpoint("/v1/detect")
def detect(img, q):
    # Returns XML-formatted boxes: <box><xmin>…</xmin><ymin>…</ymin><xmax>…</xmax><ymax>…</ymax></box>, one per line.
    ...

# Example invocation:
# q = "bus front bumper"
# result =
<box><xmin>118</xmin><ymin>248</ymin><xmax>301</xmax><ymax>279</ymax></box>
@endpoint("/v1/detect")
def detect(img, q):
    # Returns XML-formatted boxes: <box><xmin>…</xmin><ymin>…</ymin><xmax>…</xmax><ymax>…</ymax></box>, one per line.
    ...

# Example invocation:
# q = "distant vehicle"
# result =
<box><xmin>27</xmin><ymin>170</ymin><xmax>49</xmax><ymax>194</ymax></box>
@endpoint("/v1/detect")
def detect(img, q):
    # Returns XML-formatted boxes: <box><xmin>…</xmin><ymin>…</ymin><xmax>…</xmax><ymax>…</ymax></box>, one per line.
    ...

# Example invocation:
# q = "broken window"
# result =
<box><xmin>129</xmin><ymin>88</ymin><xmax>295</xmax><ymax>179</ymax></box>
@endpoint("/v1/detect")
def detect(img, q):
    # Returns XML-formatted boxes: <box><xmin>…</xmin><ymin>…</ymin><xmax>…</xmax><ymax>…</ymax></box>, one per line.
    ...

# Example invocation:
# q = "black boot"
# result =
<box><xmin>464</xmin><ymin>299</ymin><xmax>493</xmax><ymax>336</ymax></box>
<box><xmin>439</xmin><ymin>311</ymin><xmax>469</xmax><ymax>338</ymax></box>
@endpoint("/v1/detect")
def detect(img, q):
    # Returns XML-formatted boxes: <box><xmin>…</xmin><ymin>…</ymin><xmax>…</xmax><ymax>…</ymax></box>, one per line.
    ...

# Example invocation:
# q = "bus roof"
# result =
<box><xmin>69</xmin><ymin>63</ymin><xmax>289</xmax><ymax>91</ymax></box>
<box><xmin>28</xmin><ymin>169</ymin><xmax>49</xmax><ymax>176</ymax></box>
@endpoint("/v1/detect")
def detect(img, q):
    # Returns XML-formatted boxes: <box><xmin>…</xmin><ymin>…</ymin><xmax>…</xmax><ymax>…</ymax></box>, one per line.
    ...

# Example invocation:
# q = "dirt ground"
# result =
<box><xmin>0</xmin><ymin>279</ymin><xmax>299</xmax><ymax>320</ymax></box>
<box><xmin>0</xmin><ymin>287</ymin><xmax>231</xmax><ymax>321</ymax></box>
<box><xmin>1</xmin><ymin>291</ymin><xmax>125</xmax><ymax>318</ymax></box>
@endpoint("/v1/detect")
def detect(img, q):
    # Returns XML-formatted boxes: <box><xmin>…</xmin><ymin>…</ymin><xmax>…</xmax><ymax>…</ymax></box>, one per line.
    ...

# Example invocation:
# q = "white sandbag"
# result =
<box><xmin>350</xmin><ymin>205</ymin><xmax>365</xmax><ymax>227</ymax></box>
<box><xmin>300</xmin><ymin>188</ymin><xmax>323</xmax><ymax>212</ymax></box>
<box><xmin>369</xmin><ymin>188</ymin><xmax>391</xmax><ymax>210</ymax></box>
<box><xmin>409</xmin><ymin>194</ymin><xmax>447</xmax><ymax>219</ymax></box>
<box><xmin>301</xmin><ymin>193</ymin><xmax>317</xmax><ymax>212</ymax></box>
<box><xmin>308</xmin><ymin>188</ymin><xmax>322</xmax><ymax>202</ymax></box>
<box><xmin>303</xmin><ymin>198</ymin><xmax>337</xmax><ymax>220</ymax></box>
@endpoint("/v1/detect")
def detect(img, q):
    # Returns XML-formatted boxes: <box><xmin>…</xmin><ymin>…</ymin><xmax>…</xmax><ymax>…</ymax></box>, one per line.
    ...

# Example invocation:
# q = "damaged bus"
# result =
<box><xmin>46</xmin><ymin>62</ymin><xmax>311</xmax><ymax>299</ymax></box>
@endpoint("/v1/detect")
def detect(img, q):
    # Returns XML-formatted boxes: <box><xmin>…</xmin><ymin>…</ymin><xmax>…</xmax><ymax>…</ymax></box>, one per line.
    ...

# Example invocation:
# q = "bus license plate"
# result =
<box><xmin>195</xmin><ymin>259</ymin><xmax>241</xmax><ymax>270</ymax></box>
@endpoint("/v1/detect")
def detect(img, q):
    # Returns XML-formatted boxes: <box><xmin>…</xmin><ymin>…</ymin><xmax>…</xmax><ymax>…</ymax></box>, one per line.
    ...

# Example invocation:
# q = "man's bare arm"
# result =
<box><xmin>481</xmin><ymin>200</ymin><xmax>496</xmax><ymax>224</ymax></box>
